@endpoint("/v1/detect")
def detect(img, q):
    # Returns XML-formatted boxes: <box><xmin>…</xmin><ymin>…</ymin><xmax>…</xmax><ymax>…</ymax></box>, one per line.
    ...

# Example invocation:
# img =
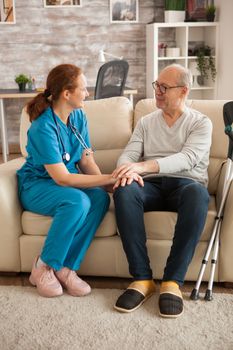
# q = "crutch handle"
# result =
<box><xmin>224</xmin><ymin>125</ymin><xmax>233</xmax><ymax>142</ymax></box>
<box><xmin>223</xmin><ymin>102</ymin><xmax>233</xmax><ymax>159</ymax></box>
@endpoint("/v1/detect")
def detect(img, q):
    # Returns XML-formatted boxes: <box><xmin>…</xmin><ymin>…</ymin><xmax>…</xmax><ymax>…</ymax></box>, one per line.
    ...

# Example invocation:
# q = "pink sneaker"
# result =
<box><xmin>55</xmin><ymin>267</ymin><xmax>91</xmax><ymax>297</ymax></box>
<box><xmin>29</xmin><ymin>257</ymin><xmax>63</xmax><ymax>298</ymax></box>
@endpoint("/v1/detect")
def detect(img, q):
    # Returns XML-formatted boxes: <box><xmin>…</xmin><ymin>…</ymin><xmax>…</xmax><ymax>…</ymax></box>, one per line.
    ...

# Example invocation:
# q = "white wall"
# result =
<box><xmin>215</xmin><ymin>0</ymin><xmax>233</xmax><ymax>99</ymax></box>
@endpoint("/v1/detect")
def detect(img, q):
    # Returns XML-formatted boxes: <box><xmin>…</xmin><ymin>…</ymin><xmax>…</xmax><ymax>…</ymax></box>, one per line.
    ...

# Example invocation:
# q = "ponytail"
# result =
<box><xmin>27</xmin><ymin>90</ymin><xmax>51</xmax><ymax>122</ymax></box>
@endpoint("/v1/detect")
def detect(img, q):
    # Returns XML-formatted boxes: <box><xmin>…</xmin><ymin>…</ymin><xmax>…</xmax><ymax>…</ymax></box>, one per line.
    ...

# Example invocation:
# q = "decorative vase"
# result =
<box><xmin>189</xmin><ymin>61</ymin><xmax>201</xmax><ymax>87</ymax></box>
<box><xmin>164</xmin><ymin>10</ymin><xmax>185</xmax><ymax>23</ymax></box>
<box><xmin>18</xmin><ymin>83</ymin><xmax>26</xmax><ymax>92</ymax></box>
<box><xmin>166</xmin><ymin>47</ymin><xmax>180</xmax><ymax>57</ymax></box>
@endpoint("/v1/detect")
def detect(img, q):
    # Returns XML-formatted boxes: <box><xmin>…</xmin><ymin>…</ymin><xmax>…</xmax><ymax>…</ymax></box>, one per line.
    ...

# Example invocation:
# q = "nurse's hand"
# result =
<box><xmin>112</xmin><ymin>160</ymin><xmax>159</xmax><ymax>178</ymax></box>
<box><xmin>113</xmin><ymin>173</ymin><xmax>144</xmax><ymax>190</ymax></box>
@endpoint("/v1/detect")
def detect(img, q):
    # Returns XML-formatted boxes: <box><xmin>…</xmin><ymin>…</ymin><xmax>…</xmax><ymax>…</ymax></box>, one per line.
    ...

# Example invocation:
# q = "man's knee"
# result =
<box><xmin>182</xmin><ymin>182</ymin><xmax>209</xmax><ymax>208</ymax></box>
<box><xmin>113</xmin><ymin>181</ymin><xmax>142</xmax><ymax>202</ymax></box>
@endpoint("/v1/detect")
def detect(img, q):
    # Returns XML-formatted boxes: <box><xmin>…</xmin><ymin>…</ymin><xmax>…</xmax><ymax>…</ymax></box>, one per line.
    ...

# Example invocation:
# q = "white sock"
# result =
<box><xmin>36</xmin><ymin>257</ymin><xmax>46</xmax><ymax>268</ymax></box>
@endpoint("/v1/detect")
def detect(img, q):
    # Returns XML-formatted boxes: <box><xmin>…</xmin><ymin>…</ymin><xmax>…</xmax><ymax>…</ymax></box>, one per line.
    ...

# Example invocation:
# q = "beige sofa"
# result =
<box><xmin>0</xmin><ymin>96</ymin><xmax>232</xmax><ymax>283</ymax></box>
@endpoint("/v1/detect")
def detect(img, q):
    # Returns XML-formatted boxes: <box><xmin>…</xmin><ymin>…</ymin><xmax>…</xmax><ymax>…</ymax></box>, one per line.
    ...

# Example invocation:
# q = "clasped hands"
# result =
<box><xmin>111</xmin><ymin>161</ymin><xmax>146</xmax><ymax>190</ymax></box>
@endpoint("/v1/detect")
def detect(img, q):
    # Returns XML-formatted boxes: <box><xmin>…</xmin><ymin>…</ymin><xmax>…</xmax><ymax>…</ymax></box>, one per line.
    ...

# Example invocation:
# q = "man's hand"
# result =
<box><xmin>112</xmin><ymin>160</ymin><xmax>159</xmax><ymax>179</ymax></box>
<box><xmin>113</xmin><ymin>173</ymin><xmax>144</xmax><ymax>190</ymax></box>
<box><xmin>112</xmin><ymin>162</ymin><xmax>146</xmax><ymax>178</ymax></box>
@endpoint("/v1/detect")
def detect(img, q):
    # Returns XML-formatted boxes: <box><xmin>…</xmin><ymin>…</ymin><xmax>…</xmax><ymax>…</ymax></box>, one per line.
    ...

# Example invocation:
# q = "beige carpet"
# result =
<box><xmin>1</xmin><ymin>286</ymin><xmax>233</xmax><ymax>350</ymax></box>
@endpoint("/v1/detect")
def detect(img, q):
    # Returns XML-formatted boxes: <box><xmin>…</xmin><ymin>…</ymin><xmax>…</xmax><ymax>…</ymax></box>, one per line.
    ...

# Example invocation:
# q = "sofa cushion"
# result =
<box><xmin>22</xmin><ymin>194</ymin><xmax>117</xmax><ymax>238</ymax></box>
<box><xmin>83</xmin><ymin>96</ymin><xmax>133</xmax><ymax>173</ymax></box>
<box><xmin>134</xmin><ymin>98</ymin><xmax>156</xmax><ymax>128</ymax></box>
<box><xmin>21</xmin><ymin>193</ymin><xmax>216</xmax><ymax>242</ymax></box>
<box><xmin>144</xmin><ymin>195</ymin><xmax>216</xmax><ymax>241</ymax></box>
<box><xmin>83</xmin><ymin>96</ymin><xmax>133</xmax><ymax>150</ymax></box>
<box><xmin>189</xmin><ymin>100</ymin><xmax>228</xmax><ymax>160</ymax></box>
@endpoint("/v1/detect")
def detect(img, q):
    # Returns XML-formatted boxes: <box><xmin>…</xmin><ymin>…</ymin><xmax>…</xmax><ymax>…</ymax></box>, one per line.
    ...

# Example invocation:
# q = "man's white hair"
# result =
<box><xmin>163</xmin><ymin>64</ymin><xmax>193</xmax><ymax>89</ymax></box>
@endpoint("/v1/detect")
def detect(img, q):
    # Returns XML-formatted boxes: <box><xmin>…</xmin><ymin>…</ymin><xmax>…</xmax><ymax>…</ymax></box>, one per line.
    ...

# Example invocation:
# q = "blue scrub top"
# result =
<box><xmin>17</xmin><ymin>106</ymin><xmax>91</xmax><ymax>194</ymax></box>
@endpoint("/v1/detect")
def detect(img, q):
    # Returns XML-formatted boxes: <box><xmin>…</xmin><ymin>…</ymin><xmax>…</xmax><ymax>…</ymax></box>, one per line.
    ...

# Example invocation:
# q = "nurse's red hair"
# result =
<box><xmin>27</xmin><ymin>64</ymin><xmax>82</xmax><ymax>122</ymax></box>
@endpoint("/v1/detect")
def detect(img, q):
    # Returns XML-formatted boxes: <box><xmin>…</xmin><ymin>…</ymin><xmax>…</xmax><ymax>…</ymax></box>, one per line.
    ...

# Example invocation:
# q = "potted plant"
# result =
<box><xmin>206</xmin><ymin>4</ymin><xmax>216</xmax><ymax>22</ymax></box>
<box><xmin>164</xmin><ymin>0</ymin><xmax>186</xmax><ymax>23</ymax></box>
<box><xmin>194</xmin><ymin>45</ymin><xmax>217</xmax><ymax>84</ymax></box>
<box><xmin>15</xmin><ymin>74</ymin><xmax>30</xmax><ymax>92</ymax></box>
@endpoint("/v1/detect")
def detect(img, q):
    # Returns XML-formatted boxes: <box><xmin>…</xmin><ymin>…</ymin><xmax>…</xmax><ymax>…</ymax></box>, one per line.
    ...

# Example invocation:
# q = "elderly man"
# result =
<box><xmin>112</xmin><ymin>64</ymin><xmax>212</xmax><ymax>318</ymax></box>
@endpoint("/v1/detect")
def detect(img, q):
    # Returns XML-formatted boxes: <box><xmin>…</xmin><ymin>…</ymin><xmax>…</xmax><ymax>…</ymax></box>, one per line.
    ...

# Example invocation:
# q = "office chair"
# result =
<box><xmin>94</xmin><ymin>60</ymin><xmax>129</xmax><ymax>100</ymax></box>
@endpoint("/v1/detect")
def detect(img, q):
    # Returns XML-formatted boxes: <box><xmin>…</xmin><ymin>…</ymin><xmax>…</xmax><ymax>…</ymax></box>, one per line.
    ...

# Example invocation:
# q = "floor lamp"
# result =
<box><xmin>98</xmin><ymin>50</ymin><xmax>123</xmax><ymax>63</ymax></box>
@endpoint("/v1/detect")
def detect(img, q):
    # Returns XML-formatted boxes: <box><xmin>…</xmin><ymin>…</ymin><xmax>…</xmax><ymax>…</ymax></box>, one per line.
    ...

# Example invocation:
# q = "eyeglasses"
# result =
<box><xmin>152</xmin><ymin>81</ymin><xmax>185</xmax><ymax>94</ymax></box>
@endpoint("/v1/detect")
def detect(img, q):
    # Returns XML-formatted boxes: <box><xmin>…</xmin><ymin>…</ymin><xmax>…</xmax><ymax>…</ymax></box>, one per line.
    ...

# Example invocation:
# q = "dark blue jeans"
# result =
<box><xmin>113</xmin><ymin>177</ymin><xmax>209</xmax><ymax>285</ymax></box>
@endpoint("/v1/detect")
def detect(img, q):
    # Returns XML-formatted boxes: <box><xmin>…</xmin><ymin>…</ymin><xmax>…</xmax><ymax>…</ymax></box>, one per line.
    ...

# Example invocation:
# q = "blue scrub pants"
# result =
<box><xmin>113</xmin><ymin>177</ymin><xmax>209</xmax><ymax>285</ymax></box>
<box><xmin>20</xmin><ymin>179</ymin><xmax>110</xmax><ymax>271</ymax></box>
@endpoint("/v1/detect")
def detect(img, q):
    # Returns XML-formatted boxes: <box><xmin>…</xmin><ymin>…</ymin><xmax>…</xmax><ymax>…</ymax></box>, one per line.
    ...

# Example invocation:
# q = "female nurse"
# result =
<box><xmin>17</xmin><ymin>64</ymin><xmax>124</xmax><ymax>298</ymax></box>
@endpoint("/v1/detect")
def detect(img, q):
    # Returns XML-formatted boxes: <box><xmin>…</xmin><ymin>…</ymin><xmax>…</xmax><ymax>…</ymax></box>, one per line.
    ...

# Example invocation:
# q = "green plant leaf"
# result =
<box><xmin>195</xmin><ymin>45</ymin><xmax>216</xmax><ymax>82</ymax></box>
<box><xmin>165</xmin><ymin>0</ymin><xmax>185</xmax><ymax>11</ymax></box>
<box><xmin>15</xmin><ymin>74</ymin><xmax>30</xmax><ymax>84</ymax></box>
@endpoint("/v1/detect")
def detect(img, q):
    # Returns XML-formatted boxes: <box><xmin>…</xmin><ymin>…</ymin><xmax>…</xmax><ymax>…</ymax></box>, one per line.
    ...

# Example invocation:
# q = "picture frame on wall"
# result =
<box><xmin>186</xmin><ymin>0</ymin><xmax>207</xmax><ymax>21</ymax></box>
<box><xmin>110</xmin><ymin>0</ymin><xmax>138</xmax><ymax>23</ymax></box>
<box><xmin>0</xmin><ymin>0</ymin><xmax>16</xmax><ymax>24</ymax></box>
<box><xmin>44</xmin><ymin>0</ymin><xmax>82</xmax><ymax>7</ymax></box>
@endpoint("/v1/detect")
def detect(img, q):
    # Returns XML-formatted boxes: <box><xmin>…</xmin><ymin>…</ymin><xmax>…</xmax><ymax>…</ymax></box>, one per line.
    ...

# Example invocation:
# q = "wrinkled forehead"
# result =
<box><xmin>158</xmin><ymin>68</ymin><xmax>180</xmax><ymax>85</ymax></box>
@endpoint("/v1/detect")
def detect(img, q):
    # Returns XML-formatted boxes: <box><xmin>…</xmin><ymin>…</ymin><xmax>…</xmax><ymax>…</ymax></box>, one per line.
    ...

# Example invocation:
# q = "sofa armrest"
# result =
<box><xmin>0</xmin><ymin>157</ymin><xmax>25</xmax><ymax>271</ymax></box>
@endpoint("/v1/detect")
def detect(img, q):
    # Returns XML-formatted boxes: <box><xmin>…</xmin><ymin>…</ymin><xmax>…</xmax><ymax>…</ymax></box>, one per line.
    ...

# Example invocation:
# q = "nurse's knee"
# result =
<box><xmin>61</xmin><ymin>191</ymin><xmax>91</xmax><ymax>215</ymax></box>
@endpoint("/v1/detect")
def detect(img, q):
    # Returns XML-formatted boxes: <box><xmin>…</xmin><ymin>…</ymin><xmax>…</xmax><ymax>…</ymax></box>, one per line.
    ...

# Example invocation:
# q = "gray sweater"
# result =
<box><xmin>117</xmin><ymin>108</ymin><xmax>213</xmax><ymax>186</ymax></box>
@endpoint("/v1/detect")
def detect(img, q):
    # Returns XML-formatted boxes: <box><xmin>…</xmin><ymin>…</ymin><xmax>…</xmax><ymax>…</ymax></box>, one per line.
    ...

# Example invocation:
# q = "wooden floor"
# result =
<box><xmin>0</xmin><ymin>273</ymin><xmax>129</xmax><ymax>289</ymax></box>
<box><xmin>0</xmin><ymin>272</ymin><xmax>233</xmax><ymax>295</ymax></box>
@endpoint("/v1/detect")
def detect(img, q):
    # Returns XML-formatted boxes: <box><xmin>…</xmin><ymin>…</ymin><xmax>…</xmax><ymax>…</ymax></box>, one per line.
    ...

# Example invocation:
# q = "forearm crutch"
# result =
<box><xmin>190</xmin><ymin>101</ymin><xmax>233</xmax><ymax>301</ymax></box>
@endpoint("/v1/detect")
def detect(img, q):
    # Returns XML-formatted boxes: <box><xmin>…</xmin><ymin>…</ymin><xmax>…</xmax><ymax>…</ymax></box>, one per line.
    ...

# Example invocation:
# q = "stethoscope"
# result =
<box><xmin>51</xmin><ymin>107</ymin><xmax>93</xmax><ymax>162</ymax></box>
